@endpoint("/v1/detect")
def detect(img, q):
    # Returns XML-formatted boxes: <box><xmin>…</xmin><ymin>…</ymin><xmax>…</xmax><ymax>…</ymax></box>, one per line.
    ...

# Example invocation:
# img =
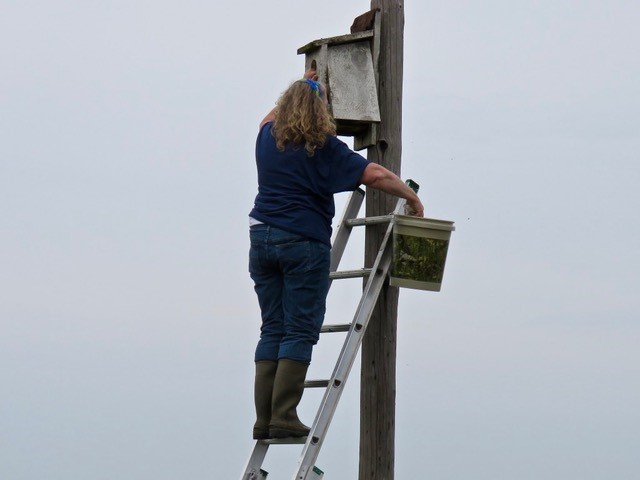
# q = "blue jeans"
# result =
<box><xmin>249</xmin><ymin>224</ymin><xmax>330</xmax><ymax>365</ymax></box>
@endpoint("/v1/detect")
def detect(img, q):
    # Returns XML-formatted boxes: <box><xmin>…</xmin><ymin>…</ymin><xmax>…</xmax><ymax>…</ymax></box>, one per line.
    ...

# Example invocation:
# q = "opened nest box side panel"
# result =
<box><xmin>327</xmin><ymin>42</ymin><xmax>380</xmax><ymax>123</ymax></box>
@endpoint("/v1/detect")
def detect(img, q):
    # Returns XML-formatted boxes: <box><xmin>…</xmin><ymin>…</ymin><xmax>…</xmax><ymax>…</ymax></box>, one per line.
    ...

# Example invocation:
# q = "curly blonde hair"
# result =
<box><xmin>272</xmin><ymin>80</ymin><xmax>336</xmax><ymax>156</ymax></box>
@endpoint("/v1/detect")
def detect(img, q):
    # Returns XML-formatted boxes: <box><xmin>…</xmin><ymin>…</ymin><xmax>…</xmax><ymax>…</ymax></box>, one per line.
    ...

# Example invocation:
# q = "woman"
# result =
<box><xmin>248</xmin><ymin>69</ymin><xmax>423</xmax><ymax>440</ymax></box>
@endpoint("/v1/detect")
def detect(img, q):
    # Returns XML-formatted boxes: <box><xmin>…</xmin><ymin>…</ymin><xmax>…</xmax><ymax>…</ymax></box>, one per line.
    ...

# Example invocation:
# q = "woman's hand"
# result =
<box><xmin>303</xmin><ymin>68</ymin><xmax>318</xmax><ymax>81</ymax></box>
<box><xmin>406</xmin><ymin>198</ymin><xmax>425</xmax><ymax>217</ymax></box>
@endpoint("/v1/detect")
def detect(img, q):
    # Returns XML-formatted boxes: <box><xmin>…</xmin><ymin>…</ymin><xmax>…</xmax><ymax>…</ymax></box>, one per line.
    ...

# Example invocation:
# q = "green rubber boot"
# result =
<box><xmin>269</xmin><ymin>359</ymin><xmax>310</xmax><ymax>439</ymax></box>
<box><xmin>253</xmin><ymin>360</ymin><xmax>278</xmax><ymax>440</ymax></box>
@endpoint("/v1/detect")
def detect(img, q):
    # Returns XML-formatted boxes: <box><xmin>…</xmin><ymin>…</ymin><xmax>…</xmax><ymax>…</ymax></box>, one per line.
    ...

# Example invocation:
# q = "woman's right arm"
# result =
<box><xmin>359</xmin><ymin>162</ymin><xmax>424</xmax><ymax>217</ymax></box>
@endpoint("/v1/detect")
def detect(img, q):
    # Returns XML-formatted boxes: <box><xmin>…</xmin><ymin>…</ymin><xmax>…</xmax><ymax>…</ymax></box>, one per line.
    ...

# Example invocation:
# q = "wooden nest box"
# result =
<box><xmin>298</xmin><ymin>12</ymin><xmax>381</xmax><ymax>150</ymax></box>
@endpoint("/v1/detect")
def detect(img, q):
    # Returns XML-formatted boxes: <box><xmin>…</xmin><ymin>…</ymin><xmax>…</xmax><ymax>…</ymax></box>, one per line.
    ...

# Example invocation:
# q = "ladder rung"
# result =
<box><xmin>260</xmin><ymin>437</ymin><xmax>307</xmax><ymax>445</ymax></box>
<box><xmin>329</xmin><ymin>268</ymin><xmax>372</xmax><ymax>280</ymax></box>
<box><xmin>305</xmin><ymin>379</ymin><xmax>330</xmax><ymax>388</ymax></box>
<box><xmin>345</xmin><ymin>214</ymin><xmax>393</xmax><ymax>227</ymax></box>
<box><xmin>320</xmin><ymin>323</ymin><xmax>351</xmax><ymax>333</ymax></box>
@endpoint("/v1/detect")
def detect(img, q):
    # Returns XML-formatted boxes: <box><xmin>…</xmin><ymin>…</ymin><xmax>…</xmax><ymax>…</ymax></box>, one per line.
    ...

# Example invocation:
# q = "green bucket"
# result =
<box><xmin>389</xmin><ymin>215</ymin><xmax>455</xmax><ymax>292</ymax></box>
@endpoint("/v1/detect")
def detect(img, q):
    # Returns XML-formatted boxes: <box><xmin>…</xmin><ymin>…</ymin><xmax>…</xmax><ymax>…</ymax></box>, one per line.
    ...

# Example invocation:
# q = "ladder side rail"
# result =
<box><xmin>293</xmin><ymin>197</ymin><xmax>407</xmax><ymax>480</ymax></box>
<box><xmin>329</xmin><ymin>188</ymin><xmax>365</xmax><ymax>273</ymax></box>
<box><xmin>240</xmin><ymin>442</ymin><xmax>270</xmax><ymax>480</ymax></box>
<box><xmin>295</xmin><ymin>237</ymin><xmax>394</xmax><ymax>479</ymax></box>
<box><xmin>240</xmin><ymin>188</ymin><xmax>364</xmax><ymax>480</ymax></box>
<box><xmin>294</xmin><ymin>222</ymin><xmax>395</xmax><ymax>479</ymax></box>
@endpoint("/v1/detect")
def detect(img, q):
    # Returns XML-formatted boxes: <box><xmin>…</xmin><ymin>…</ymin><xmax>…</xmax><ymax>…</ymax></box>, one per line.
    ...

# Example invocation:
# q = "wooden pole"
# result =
<box><xmin>359</xmin><ymin>1</ymin><xmax>404</xmax><ymax>479</ymax></box>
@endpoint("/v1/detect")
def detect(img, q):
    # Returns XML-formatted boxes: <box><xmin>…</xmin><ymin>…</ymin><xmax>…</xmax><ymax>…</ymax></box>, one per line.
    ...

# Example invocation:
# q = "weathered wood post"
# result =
<box><xmin>359</xmin><ymin>1</ymin><xmax>404</xmax><ymax>479</ymax></box>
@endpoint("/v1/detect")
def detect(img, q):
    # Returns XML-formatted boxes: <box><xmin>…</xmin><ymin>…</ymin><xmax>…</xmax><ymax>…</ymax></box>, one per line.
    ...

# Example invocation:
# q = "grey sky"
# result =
<box><xmin>1</xmin><ymin>1</ymin><xmax>639</xmax><ymax>479</ymax></box>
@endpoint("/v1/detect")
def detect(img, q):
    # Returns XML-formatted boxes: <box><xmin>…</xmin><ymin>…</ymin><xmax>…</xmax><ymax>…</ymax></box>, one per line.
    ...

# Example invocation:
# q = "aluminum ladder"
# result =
<box><xmin>240</xmin><ymin>181</ymin><xmax>418</xmax><ymax>480</ymax></box>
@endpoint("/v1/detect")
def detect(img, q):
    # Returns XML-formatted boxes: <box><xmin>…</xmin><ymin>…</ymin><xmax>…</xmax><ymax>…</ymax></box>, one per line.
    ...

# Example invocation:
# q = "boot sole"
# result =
<box><xmin>269</xmin><ymin>427</ymin><xmax>310</xmax><ymax>439</ymax></box>
<box><xmin>253</xmin><ymin>428</ymin><xmax>270</xmax><ymax>440</ymax></box>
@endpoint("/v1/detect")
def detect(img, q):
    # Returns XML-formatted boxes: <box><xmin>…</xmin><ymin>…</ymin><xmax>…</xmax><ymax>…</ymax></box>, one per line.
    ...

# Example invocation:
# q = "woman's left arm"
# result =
<box><xmin>260</xmin><ymin>68</ymin><xmax>319</xmax><ymax>128</ymax></box>
<box><xmin>260</xmin><ymin>107</ymin><xmax>276</xmax><ymax>128</ymax></box>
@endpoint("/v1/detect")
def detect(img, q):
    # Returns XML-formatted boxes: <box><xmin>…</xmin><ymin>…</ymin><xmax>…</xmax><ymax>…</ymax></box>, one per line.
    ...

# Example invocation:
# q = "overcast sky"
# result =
<box><xmin>1</xmin><ymin>1</ymin><xmax>639</xmax><ymax>479</ymax></box>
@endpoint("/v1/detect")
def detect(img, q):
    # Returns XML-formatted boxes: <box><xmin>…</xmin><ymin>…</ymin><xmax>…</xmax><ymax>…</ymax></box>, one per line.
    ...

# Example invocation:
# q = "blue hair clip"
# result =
<box><xmin>304</xmin><ymin>78</ymin><xmax>321</xmax><ymax>97</ymax></box>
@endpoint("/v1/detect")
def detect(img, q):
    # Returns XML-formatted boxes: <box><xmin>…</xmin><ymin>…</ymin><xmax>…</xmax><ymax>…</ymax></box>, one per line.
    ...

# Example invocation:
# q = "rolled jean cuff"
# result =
<box><xmin>278</xmin><ymin>343</ymin><xmax>314</xmax><ymax>365</ymax></box>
